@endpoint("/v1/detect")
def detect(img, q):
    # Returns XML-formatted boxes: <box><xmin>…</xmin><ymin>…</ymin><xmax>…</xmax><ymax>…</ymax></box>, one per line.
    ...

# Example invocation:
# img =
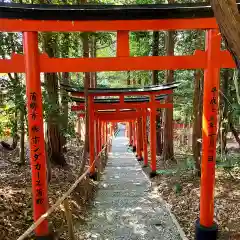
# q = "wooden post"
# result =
<box><xmin>196</xmin><ymin>29</ymin><xmax>220</xmax><ymax>240</ymax></box>
<box><xmin>63</xmin><ymin>198</ymin><xmax>75</xmax><ymax>240</ymax></box>
<box><xmin>23</xmin><ymin>32</ymin><xmax>50</xmax><ymax>238</ymax></box>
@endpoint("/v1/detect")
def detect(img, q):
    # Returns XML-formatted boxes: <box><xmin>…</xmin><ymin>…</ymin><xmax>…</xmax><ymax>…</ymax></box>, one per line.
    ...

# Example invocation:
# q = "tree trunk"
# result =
<box><xmin>79</xmin><ymin>7</ymin><xmax>90</xmax><ymax>173</ymax></box>
<box><xmin>220</xmin><ymin>70</ymin><xmax>231</xmax><ymax>154</ymax></box>
<box><xmin>11</xmin><ymin>109</ymin><xmax>19</xmax><ymax>150</ymax></box>
<box><xmin>157</xmin><ymin>110</ymin><xmax>163</xmax><ymax>155</ymax></box>
<box><xmin>61</xmin><ymin>72</ymin><xmax>69</xmax><ymax>152</ymax></box>
<box><xmin>210</xmin><ymin>0</ymin><xmax>240</xmax><ymax>69</ymax></box>
<box><xmin>11</xmin><ymin>73</ymin><xmax>20</xmax><ymax>150</ymax></box>
<box><xmin>152</xmin><ymin>31</ymin><xmax>159</xmax><ymax>86</ymax></box>
<box><xmin>229</xmin><ymin>113</ymin><xmax>240</xmax><ymax>147</ymax></box>
<box><xmin>192</xmin><ymin>69</ymin><xmax>203</xmax><ymax>175</ymax></box>
<box><xmin>60</xmin><ymin>33</ymin><xmax>70</xmax><ymax>152</ymax></box>
<box><xmin>19</xmin><ymin>108</ymin><xmax>25</xmax><ymax>165</ymax></box>
<box><xmin>163</xmin><ymin>21</ymin><xmax>175</xmax><ymax>162</ymax></box>
<box><xmin>127</xmin><ymin>71</ymin><xmax>131</xmax><ymax>85</ymax></box>
<box><xmin>152</xmin><ymin>31</ymin><xmax>162</xmax><ymax>156</ymax></box>
<box><xmin>43</xmin><ymin>32</ymin><xmax>66</xmax><ymax>166</ymax></box>
<box><xmin>192</xmin><ymin>32</ymin><xmax>204</xmax><ymax>176</ymax></box>
<box><xmin>90</xmin><ymin>35</ymin><xmax>97</xmax><ymax>88</ymax></box>
<box><xmin>83</xmin><ymin>34</ymin><xmax>90</xmax><ymax>152</ymax></box>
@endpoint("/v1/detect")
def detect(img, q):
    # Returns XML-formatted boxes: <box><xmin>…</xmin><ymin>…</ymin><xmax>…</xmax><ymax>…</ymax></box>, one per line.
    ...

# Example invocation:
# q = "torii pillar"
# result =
<box><xmin>195</xmin><ymin>29</ymin><xmax>220</xmax><ymax>240</ymax></box>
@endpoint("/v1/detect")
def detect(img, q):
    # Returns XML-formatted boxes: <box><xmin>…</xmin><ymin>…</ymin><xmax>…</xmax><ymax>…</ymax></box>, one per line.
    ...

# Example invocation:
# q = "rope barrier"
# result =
<box><xmin>17</xmin><ymin>139</ymin><xmax>112</xmax><ymax>240</ymax></box>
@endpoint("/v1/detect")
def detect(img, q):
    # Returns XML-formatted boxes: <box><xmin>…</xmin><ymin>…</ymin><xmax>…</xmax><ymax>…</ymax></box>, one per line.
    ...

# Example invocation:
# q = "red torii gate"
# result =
<box><xmin>69</xmin><ymin>85</ymin><xmax>175</xmax><ymax>178</ymax></box>
<box><xmin>0</xmin><ymin>2</ymin><xmax>237</xmax><ymax>240</ymax></box>
<box><xmin>74</xmin><ymin>97</ymin><xmax>173</xmax><ymax>171</ymax></box>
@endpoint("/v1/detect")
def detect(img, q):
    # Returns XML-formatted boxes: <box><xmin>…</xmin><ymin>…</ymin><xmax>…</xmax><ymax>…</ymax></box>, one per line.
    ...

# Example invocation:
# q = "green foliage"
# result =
<box><xmin>173</xmin><ymin>182</ymin><xmax>182</xmax><ymax>194</ymax></box>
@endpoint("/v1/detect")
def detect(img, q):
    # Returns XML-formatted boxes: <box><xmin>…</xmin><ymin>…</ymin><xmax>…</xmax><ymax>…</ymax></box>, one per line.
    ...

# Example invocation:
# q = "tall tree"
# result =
<box><xmin>90</xmin><ymin>34</ymin><xmax>97</xmax><ymax>88</ymax></box>
<box><xmin>163</xmin><ymin>0</ymin><xmax>175</xmax><ymax>161</ymax></box>
<box><xmin>60</xmin><ymin>33</ymin><xmax>71</xmax><ymax>151</ymax></box>
<box><xmin>192</xmin><ymin>31</ymin><xmax>204</xmax><ymax>176</ymax></box>
<box><xmin>210</xmin><ymin>0</ymin><xmax>240</xmax><ymax>69</ymax></box>
<box><xmin>219</xmin><ymin>69</ymin><xmax>232</xmax><ymax>154</ymax></box>
<box><xmin>192</xmin><ymin>68</ymin><xmax>203</xmax><ymax>176</ymax></box>
<box><xmin>79</xmin><ymin>0</ymin><xmax>91</xmax><ymax>174</ymax></box>
<box><xmin>152</xmin><ymin>31</ymin><xmax>163</xmax><ymax>156</ymax></box>
<box><xmin>42</xmin><ymin>31</ymin><xmax>66</xmax><ymax>166</ymax></box>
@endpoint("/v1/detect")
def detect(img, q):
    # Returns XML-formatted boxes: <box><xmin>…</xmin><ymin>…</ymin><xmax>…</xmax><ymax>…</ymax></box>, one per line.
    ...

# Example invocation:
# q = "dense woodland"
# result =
<box><xmin>0</xmin><ymin>0</ymin><xmax>240</xmax><ymax>239</ymax></box>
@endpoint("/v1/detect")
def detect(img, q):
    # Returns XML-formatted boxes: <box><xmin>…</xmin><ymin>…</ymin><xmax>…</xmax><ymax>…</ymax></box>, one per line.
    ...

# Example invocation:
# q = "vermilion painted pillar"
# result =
<box><xmin>103</xmin><ymin>122</ymin><xmax>106</xmax><ymax>145</ymax></box>
<box><xmin>105</xmin><ymin>123</ymin><xmax>108</xmax><ymax>154</ymax></box>
<box><xmin>101</xmin><ymin>122</ymin><xmax>103</xmax><ymax>146</ymax></box>
<box><xmin>150</xmin><ymin>95</ymin><xmax>157</xmax><ymax>177</ymax></box>
<box><xmin>105</xmin><ymin>123</ymin><xmax>108</xmax><ymax>145</ymax></box>
<box><xmin>108</xmin><ymin>123</ymin><xmax>111</xmax><ymax>152</ymax></box>
<box><xmin>96</xmin><ymin>118</ymin><xmax>99</xmax><ymax>156</ymax></box>
<box><xmin>106</xmin><ymin>122</ymin><xmax>108</xmax><ymax>151</ymax></box>
<box><xmin>136</xmin><ymin>116</ymin><xmax>143</xmax><ymax>161</ymax></box>
<box><xmin>100</xmin><ymin>120</ymin><xmax>103</xmax><ymax>150</ymax></box>
<box><xmin>101</xmin><ymin>121</ymin><xmax>104</xmax><ymax>149</ymax></box>
<box><xmin>136</xmin><ymin>118</ymin><xmax>140</xmax><ymax>157</ymax></box>
<box><xmin>132</xmin><ymin>121</ymin><xmax>136</xmax><ymax>152</ymax></box>
<box><xmin>88</xmin><ymin>95</ymin><xmax>97</xmax><ymax>180</ymax></box>
<box><xmin>99</xmin><ymin>121</ymin><xmax>102</xmax><ymax>149</ymax></box>
<box><xmin>196</xmin><ymin>29</ymin><xmax>220</xmax><ymax>240</ymax></box>
<box><xmin>139</xmin><ymin>115</ymin><xmax>143</xmax><ymax>160</ymax></box>
<box><xmin>23</xmin><ymin>32</ymin><xmax>50</xmax><ymax>239</ymax></box>
<box><xmin>103</xmin><ymin>122</ymin><xmax>106</xmax><ymax>146</ymax></box>
<box><xmin>142</xmin><ymin>109</ymin><xmax>148</xmax><ymax>167</ymax></box>
<box><xmin>129</xmin><ymin>121</ymin><xmax>133</xmax><ymax>146</ymax></box>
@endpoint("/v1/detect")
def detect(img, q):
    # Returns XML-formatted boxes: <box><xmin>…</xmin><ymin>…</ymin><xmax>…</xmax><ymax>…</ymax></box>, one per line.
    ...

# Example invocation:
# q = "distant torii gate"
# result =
<box><xmin>69</xmin><ymin>85</ymin><xmax>176</xmax><ymax>178</ymax></box>
<box><xmin>71</xmin><ymin>93</ymin><xmax>169</xmax><ymax>154</ymax></box>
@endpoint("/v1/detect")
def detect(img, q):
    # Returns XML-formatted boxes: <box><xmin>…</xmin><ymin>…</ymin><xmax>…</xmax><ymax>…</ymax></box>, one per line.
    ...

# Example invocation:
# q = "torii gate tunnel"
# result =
<box><xmin>0</xmin><ymin>2</ymin><xmax>238</xmax><ymax>240</ymax></box>
<box><xmin>68</xmin><ymin>87</ymin><xmax>175</xmax><ymax>177</ymax></box>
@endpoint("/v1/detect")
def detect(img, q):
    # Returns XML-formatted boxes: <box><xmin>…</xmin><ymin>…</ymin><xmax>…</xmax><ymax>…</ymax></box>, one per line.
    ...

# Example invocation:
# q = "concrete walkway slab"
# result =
<box><xmin>77</xmin><ymin>128</ymin><xmax>183</xmax><ymax>240</ymax></box>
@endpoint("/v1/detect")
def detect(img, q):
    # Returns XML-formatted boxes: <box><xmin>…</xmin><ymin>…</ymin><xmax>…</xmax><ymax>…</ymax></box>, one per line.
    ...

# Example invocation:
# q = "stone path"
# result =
<box><xmin>78</xmin><ymin>127</ymin><xmax>183</xmax><ymax>240</ymax></box>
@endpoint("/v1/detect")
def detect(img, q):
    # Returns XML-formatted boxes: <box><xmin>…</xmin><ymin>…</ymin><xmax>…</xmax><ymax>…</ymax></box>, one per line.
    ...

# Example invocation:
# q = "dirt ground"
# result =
<box><xmin>153</xmin><ymin>168</ymin><xmax>240</xmax><ymax>240</ymax></box>
<box><xmin>150</xmin><ymin>140</ymin><xmax>240</xmax><ymax>240</ymax></box>
<box><xmin>0</xmin><ymin>140</ymin><xmax>97</xmax><ymax>240</ymax></box>
<box><xmin>1</xmin><ymin>134</ymin><xmax>239</xmax><ymax>240</ymax></box>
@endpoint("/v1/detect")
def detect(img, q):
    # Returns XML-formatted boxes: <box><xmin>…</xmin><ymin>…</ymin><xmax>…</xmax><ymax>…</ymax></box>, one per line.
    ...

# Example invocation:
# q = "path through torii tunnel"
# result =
<box><xmin>77</xmin><ymin>125</ymin><xmax>182</xmax><ymax>240</ymax></box>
